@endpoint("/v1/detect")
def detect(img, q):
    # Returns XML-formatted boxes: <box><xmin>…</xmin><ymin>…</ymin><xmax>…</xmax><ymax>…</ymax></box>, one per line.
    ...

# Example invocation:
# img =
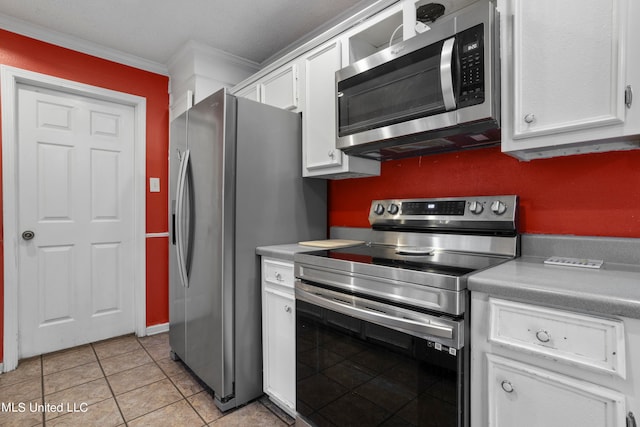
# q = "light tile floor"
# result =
<box><xmin>0</xmin><ymin>333</ymin><xmax>295</xmax><ymax>426</ymax></box>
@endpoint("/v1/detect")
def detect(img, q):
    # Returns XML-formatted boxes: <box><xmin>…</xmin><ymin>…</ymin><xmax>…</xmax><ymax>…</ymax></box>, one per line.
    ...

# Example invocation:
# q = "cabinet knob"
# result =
<box><xmin>535</xmin><ymin>330</ymin><xmax>551</xmax><ymax>343</ymax></box>
<box><xmin>274</xmin><ymin>272</ymin><xmax>283</xmax><ymax>281</ymax></box>
<box><xmin>501</xmin><ymin>380</ymin><xmax>514</xmax><ymax>393</ymax></box>
<box><xmin>524</xmin><ymin>113</ymin><xmax>535</xmax><ymax>124</ymax></box>
<box><xmin>284</xmin><ymin>305</ymin><xmax>292</xmax><ymax>313</ymax></box>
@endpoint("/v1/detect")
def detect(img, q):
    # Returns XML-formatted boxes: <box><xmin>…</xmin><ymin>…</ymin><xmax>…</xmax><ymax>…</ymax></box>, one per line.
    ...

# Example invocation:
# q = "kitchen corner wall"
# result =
<box><xmin>0</xmin><ymin>29</ymin><xmax>170</xmax><ymax>362</ymax></box>
<box><xmin>329</xmin><ymin>146</ymin><xmax>640</xmax><ymax>238</ymax></box>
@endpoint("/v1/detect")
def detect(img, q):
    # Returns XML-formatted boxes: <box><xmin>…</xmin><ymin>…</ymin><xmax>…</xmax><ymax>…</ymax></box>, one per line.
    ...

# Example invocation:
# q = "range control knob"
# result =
<box><xmin>491</xmin><ymin>200</ymin><xmax>508</xmax><ymax>215</ymax></box>
<box><xmin>468</xmin><ymin>201</ymin><xmax>484</xmax><ymax>215</ymax></box>
<box><xmin>374</xmin><ymin>203</ymin><xmax>386</xmax><ymax>215</ymax></box>
<box><xmin>388</xmin><ymin>203</ymin><xmax>399</xmax><ymax>215</ymax></box>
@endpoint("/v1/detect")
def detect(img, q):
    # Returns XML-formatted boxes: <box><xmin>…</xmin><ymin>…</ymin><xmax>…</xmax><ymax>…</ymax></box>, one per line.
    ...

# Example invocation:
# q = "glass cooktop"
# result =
<box><xmin>304</xmin><ymin>243</ymin><xmax>507</xmax><ymax>277</ymax></box>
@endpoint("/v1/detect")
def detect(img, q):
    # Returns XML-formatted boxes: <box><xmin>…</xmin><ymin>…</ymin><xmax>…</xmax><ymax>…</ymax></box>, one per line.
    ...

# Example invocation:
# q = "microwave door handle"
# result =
<box><xmin>440</xmin><ymin>37</ymin><xmax>457</xmax><ymax>111</ymax></box>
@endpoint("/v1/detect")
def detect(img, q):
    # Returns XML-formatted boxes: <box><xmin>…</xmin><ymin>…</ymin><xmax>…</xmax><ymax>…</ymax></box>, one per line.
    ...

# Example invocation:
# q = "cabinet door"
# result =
<box><xmin>303</xmin><ymin>40</ymin><xmax>344</xmax><ymax>172</ymax></box>
<box><xmin>235</xmin><ymin>84</ymin><xmax>259</xmax><ymax>102</ymax></box>
<box><xmin>263</xmin><ymin>285</ymin><xmax>296</xmax><ymax>415</ymax></box>
<box><xmin>260</xmin><ymin>64</ymin><xmax>299</xmax><ymax>111</ymax></box>
<box><xmin>510</xmin><ymin>0</ymin><xmax>626</xmax><ymax>139</ymax></box>
<box><xmin>487</xmin><ymin>354</ymin><xmax>626</xmax><ymax>427</ymax></box>
<box><xmin>500</xmin><ymin>0</ymin><xmax>639</xmax><ymax>159</ymax></box>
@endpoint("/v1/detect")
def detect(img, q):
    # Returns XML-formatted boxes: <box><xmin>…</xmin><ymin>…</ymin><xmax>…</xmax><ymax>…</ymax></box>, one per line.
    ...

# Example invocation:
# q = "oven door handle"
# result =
<box><xmin>295</xmin><ymin>284</ymin><xmax>455</xmax><ymax>340</ymax></box>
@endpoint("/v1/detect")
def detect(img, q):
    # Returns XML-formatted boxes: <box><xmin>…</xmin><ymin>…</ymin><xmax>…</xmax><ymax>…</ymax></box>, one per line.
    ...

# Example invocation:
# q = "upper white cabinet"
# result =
<box><xmin>500</xmin><ymin>0</ymin><xmax>640</xmax><ymax>160</ymax></box>
<box><xmin>301</xmin><ymin>39</ymin><xmax>380</xmax><ymax>178</ymax></box>
<box><xmin>234</xmin><ymin>84</ymin><xmax>259</xmax><ymax>102</ymax></box>
<box><xmin>235</xmin><ymin>63</ymin><xmax>299</xmax><ymax>110</ymax></box>
<box><xmin>260</xmin><ymin>64</ymin><xmax>299</xmax><ymax>111</ymax></box>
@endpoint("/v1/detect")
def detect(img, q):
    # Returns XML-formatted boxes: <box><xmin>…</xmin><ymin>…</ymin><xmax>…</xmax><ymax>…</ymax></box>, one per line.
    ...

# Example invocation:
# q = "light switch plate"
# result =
<box><xmin>149</xmin><ymin>177</ymin><xmax>160</xmax><ymax>193</ymax></box>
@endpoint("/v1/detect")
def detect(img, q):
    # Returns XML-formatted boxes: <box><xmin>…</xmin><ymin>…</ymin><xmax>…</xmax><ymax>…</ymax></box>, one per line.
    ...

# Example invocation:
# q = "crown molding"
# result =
<box><xmin>167</xmin><ymin>40</ymin><xmax>259</xmax><ymax>75</ymax></box>
<box><xmin>0</xmin><ymin>13</ymin><xmax>169</xmax><ymax>76</ymax></box>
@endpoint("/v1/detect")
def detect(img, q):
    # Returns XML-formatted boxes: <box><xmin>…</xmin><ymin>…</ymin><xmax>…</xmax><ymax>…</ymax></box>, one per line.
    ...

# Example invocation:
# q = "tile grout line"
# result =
<box><xmin>90</xmin><ymin>342</ymin><xmax>128</xmax><ymax>426</ymax></box>
<box><xmin>40</xmin><ymin>355</ymin><xmax>46</xmax><ymax>426</ymax></box>
<box><xmin>134</xmin><ymin>335</ymin><xmax>208</xmax><ymax>426</ymax></box>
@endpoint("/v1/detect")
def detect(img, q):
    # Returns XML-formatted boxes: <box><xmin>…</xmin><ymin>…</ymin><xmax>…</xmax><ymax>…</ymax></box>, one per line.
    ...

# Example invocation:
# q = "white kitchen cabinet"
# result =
<box><xmin>259</xmin><ymin>63</ymin><xmax>299</xmax><ymax>111</ymax></box>
<box><xmin>234</xmin><ymin>63</ymin><xmax>299</xmax><ymax>110</ymax></box>
<box><xmin>499</xmin><ymin>0</ymin><xmax>640</xmax><ymax>160</ymax></box>
<box><xmin>301</xmin><ymin>39</ymin><xmax>380</xmax><ymax>178</ymax></box>
<box><xmin>261</xmin><ymin>257</ymin><xmax>296</xmax><ymax>417</ymax></box>
<box><xmin>487</xmin><ymin>354</ymin><xmax>626</xmax><ymax>427</ymax></box>
<box><xmin>471</xmin><ymin>293</ymin><xmax>640</xmax><ymax>427</ymax></box>
<box><xmin>235</xmin><ymin>83</ymin><xmax>259</xmax><ymax>102</ymax></box>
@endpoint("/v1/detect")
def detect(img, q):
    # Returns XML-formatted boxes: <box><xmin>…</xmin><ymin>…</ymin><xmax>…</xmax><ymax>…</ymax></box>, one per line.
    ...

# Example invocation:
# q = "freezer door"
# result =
<box><xmin>169</xmin><ymin>110</ymin><xmax>187</xmax><ymax>362</ymax></box>
<box><xmin>182</xmin><ymin>89</ymin><xmax>236</xmax><ymax>401</ymax></box>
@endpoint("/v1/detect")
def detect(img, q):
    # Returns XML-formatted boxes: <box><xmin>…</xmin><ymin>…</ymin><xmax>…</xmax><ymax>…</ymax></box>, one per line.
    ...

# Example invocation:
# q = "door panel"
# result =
<box><xmin>17</xmin><ymin>83</ymin><xmax>136</xmax><ymax>357</ymax></box>
<box><xmin>38</xmin><ymin>245</ymin><xmax>74</xmax><ymax>325</ymax></box>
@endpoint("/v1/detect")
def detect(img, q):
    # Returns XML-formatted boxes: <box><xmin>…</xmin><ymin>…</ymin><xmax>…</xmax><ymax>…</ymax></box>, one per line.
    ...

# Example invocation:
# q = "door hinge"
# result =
<box><xmin>625</xmin><ymin>85</ymin><xmax>633</xmax><ymax>109</ymax></box>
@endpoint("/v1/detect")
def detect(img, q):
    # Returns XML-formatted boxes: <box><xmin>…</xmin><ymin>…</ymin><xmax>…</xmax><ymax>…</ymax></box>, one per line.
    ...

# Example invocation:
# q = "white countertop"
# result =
<box><xmin>469</xmin><ymin>256</ymin><xmax>640</xmax><ymax>319</ymax></box>
<box><xmin>255</xmin><ymin>244</ymin><xmax>321</xmax><ymax>261</ymax></box>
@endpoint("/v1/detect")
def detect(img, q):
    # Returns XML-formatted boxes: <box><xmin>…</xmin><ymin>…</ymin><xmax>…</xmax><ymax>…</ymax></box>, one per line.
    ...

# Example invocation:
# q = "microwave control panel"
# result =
<box><xmin>458</xmin><ymin>23</ymin><xmax>485</xmax><ymax>108</ymax></box>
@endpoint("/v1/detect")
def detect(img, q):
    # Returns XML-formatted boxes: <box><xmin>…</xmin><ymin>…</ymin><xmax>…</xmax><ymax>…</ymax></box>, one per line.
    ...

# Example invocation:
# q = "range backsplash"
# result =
<box><xmin>329</xmin><ymin>146</ymin><xmax>640</xmax><ymax>238</ymax></box>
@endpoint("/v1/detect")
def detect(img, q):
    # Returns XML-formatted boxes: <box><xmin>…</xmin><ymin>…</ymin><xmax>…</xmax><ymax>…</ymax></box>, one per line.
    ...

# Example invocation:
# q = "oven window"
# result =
<box><xmin>296</xmin><ymin>300</ymin><xmax>462</xmax><ymax>427</ymax></box>
<box><xmin>338</xmin><ymin>39</ymin><xmax>448</xmax><ymax>137</ymax></box>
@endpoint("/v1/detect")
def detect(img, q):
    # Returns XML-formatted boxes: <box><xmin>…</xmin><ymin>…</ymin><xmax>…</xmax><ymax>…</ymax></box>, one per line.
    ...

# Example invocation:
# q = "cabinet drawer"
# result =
<box><xmin>487</xmin><ymin>354</ymin><xmax>626</xmax><ymax>427</ymax></box>
<box><xmin>488</xmin><ymin>298</ymin><xmax>626</xmax><ymax>378</ymax></box>
<box><xmin>263</xmin><ymin>258</ymin><xmax>295</xmax><ymax>288</ymax></box>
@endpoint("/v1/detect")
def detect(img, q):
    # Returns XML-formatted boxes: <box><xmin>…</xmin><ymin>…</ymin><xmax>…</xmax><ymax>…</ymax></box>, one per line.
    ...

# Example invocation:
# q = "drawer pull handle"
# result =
<box><xmin>284</xmin><ymin>305</ymin><xmax>292</xmax><ymax>313</ymax></box>
<box><xmin>501</xmin><ymin>380</ymin><xmax>514</xmax><ymax>393</ymax></box>
<box><xmin>535</xmin><ymin>330</ymin><xmax>551</xmax><ymax>343</ymax></box>
<box><xmin>275</xmin><ymin>272</ymin><xmax>283</xmax><ymax>281</ymax></box>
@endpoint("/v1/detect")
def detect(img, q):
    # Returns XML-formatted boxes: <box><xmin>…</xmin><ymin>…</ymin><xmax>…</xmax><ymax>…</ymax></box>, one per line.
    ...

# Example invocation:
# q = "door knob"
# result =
<box><xmin>22</xmin><ymin>230</ymin><xmax>35</xmax><ymax>240</ymax></box>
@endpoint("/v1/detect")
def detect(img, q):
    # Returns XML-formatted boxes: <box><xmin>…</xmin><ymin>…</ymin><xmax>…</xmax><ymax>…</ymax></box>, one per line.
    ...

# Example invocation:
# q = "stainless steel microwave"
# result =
<box><xmin>336</xmin><ymin>0</ymin><xmax>500</xmax><ymax>161</ymax></box>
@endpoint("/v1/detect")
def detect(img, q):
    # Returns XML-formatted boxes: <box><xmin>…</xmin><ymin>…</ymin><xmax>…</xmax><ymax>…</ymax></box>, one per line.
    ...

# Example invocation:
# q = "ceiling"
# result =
<box><xmin>0</xmin><ymin>0</ymin><xmax>370</xmax><ymax>72</ymax></box>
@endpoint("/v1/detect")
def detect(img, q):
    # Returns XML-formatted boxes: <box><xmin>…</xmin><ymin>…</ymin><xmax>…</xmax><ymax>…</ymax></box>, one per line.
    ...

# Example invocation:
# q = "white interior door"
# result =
<box><xmin>16</xmin><ymin>83</ymin><xmax>136</xmax><ymax>358</ymax></box>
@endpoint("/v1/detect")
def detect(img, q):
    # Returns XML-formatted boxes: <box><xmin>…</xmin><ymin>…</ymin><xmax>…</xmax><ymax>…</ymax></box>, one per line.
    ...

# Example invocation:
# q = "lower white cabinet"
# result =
<box><xmin>471</xmin><ymin>293</ymin><xmax>639</xmax><ymax>427</ymax></box>
<box><xmin>261</xmin><ymin>257</ymin><xmax>296</xmax><ymax>416</ymax></box>
<box><xmin>487</xmin><ymin>354</ymin><xmax>625</xmax><ymax>427</ymax></box>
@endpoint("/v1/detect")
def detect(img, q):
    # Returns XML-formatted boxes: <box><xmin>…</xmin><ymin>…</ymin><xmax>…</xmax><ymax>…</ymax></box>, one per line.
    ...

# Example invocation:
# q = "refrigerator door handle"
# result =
<box><xmin>175</xmin><ymin>149</ymin><xmax>190</xmax><ymax>288</ymax></box>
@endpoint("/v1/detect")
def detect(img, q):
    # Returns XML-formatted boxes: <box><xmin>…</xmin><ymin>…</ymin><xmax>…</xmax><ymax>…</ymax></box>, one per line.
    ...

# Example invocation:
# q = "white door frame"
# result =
<box><xmin>1</xmin><ymin>65</ymin><xmax>147</xmax><ymax>371</ymax></box>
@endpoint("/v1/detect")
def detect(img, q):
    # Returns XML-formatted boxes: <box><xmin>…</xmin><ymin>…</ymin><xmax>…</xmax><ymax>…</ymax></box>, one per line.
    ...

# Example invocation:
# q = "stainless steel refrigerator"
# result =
<box><xmin>168</xmin><ymin>88</ymin><xmax>326</xmax><ymax>411</ymax></box>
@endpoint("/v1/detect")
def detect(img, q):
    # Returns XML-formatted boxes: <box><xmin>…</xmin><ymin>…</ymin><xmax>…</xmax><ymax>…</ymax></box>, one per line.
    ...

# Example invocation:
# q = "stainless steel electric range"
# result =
<box><xmin>294</xmin><ymin>195</ymin><xmax>519</xmax><ymax>427</ymax></box>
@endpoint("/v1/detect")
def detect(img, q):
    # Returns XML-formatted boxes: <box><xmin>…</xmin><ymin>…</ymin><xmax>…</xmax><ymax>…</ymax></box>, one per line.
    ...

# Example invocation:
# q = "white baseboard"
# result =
<box><xmin>145</xmin><ymin>323</ymin><xmax>170</xmax><ymax>336</ymax></box>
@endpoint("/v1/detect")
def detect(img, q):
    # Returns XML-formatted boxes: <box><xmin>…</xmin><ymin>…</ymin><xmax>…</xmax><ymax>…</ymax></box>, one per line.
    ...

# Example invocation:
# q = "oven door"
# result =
<box><xmin>295</xmin><ymin>281</ymin><xmax>467</xmax><ymax>427</ymax></box>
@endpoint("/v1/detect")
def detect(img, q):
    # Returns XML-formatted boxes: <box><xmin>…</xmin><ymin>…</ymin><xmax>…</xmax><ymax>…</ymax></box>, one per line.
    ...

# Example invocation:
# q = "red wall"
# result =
<box><xmin>329</xmin><ymin>146</ymin><xmax>640</xmax><ymax>238</ymax></box>
<box><xmin>0</xmin><ymin>29</ymin><xmax>170</xmax><ymax>361</ymax></box>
